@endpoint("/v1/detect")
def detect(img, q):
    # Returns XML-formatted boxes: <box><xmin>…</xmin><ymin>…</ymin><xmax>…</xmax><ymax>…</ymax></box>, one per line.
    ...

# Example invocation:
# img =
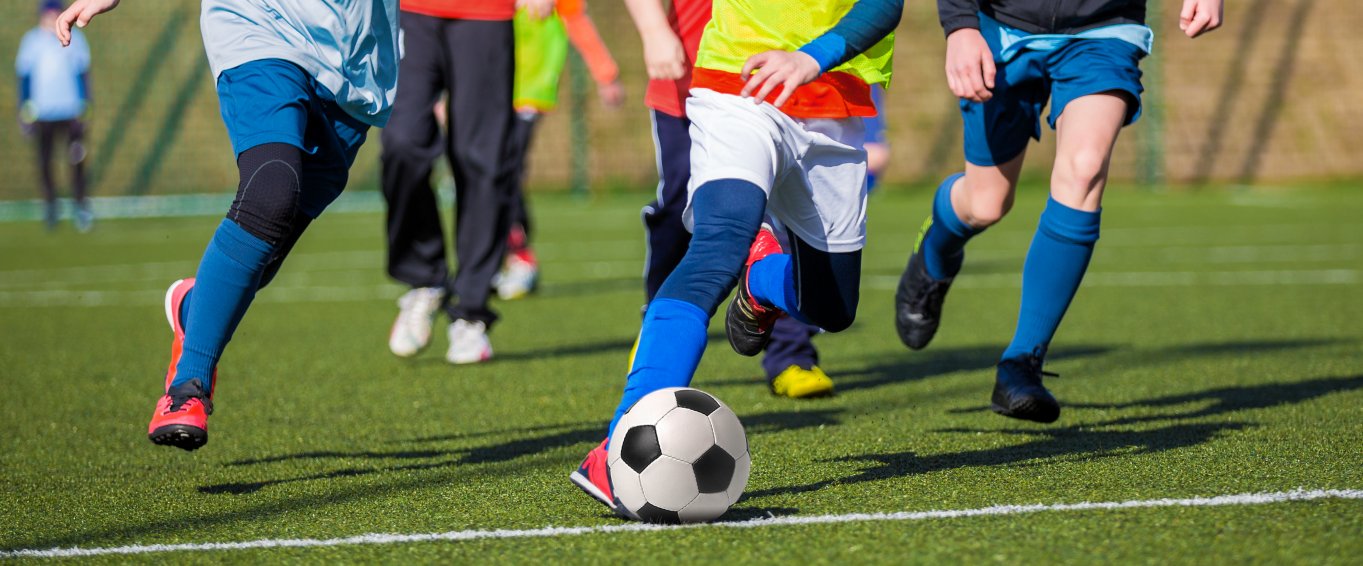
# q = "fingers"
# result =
<box><xmin>1184</xmin><ymin>10</ymin><xmax>1210</xmax><ymax>37</ymax></box>
<box><xmin>739</xmin><ymin>55</ymin><xmax>774</xmax><ymax>99</ymax></box>
<box><xmin>770</xmin><ymin>75</ymin><xmax>802</xmax><ymax>109</ymax></box>
<box><xmin>55</xmin><ymin>3</ymin><xmax>81</xmax><ymax>45</ymax></box>
<box><xmin>981</xmin><ymin>51</ymin><xmax>997</xmax><ymax>90</ymax></box>
<box><xmin>1179</xmin><ymin>0</ymin><xmax>1197</xmax><ymax>32</ymax></box>
<box><xmin>739</xmin><ymin>53</ymin><xmax>769</xmax><ymax>88</ymax></box>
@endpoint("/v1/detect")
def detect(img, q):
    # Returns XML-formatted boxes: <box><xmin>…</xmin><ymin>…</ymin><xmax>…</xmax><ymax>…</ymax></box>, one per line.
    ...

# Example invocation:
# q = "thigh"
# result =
<box><xmin>445</xmin><ymin>19</ymin><xmax>515</xmax><ymax>168</ymax></box>
<box><xmin>380</xmin><ymin>12</ymin><xmax>448</xmax><ymax>154</ymax></box>
<box><xmin>770</xmin><ymin>117</ymin><xmax>867</xmax><ymax>254</ymax></box>
<box><xmin>214</xmin><ymin>59</ymin><xmax>311</xmax><ymax>157</ymax></box>
<box><xmin>683</xmin><ymin>89</ymin><xmax>788</xmax><ymax>231</ymax></box>
<box><xmin>961</xmin><ymin>50</ymin><xmax>1049</xmax><ymax>167</ymax></box>
<box><xmin>297</xmin><ymin>98</ymin><xmax>371</xmax><ymax>218</ymax></box>
<box><xmin>651</xmin><ymin>110</ymin><xmax>692</xmax><ymax>212</ymax></box>
<box><xmin>1046</xmin><ymin>38</ymin><xmax>1145</xmax><ymax>129</ymax></box>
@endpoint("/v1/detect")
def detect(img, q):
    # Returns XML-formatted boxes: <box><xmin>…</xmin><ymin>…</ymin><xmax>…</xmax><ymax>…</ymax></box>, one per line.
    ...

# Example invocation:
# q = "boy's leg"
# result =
<box><xmin>994</xmin><ymin>39</ymin><xmax>1142</xmax><ymax>423</ymax></box>
<box><xmin>759</xmin><ymin>227</ymin><xmax>831</xmax><ymax>398</ymax></box>
<box><xmin>380</xmin><ymin>11</ymin><xmax>452</xmax><ymax>358</ymax></box>
<box><xmin>67</xmin><ymin>120</ymin><xmax>92</xmax><ymax>232</ymax></box>
<box><xmin>443</xmin><ymin>18</ymin><xmax>515</xmax><ymax>343</ymax></box>
<box><xmin>641</xmin><ymin>110</ymin><xmax>693</xmax><ymax>303</ymax></box>
<box><xmin>35</xmin><ymin>121</ymin><xmax>58</xmax><ymax>230</ymax></box>
<box><xmin>895</xmin><ymin>47</ymin><xmax>1044</xmax><ymax>350</ymax></box>
<box><xmin>496</xmin><ymin>112</ymin><xmax>541</xmax><ymax>300</ymax></box>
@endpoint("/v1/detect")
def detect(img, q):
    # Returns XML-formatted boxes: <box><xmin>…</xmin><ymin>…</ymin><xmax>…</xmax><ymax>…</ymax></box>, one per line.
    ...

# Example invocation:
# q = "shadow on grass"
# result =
<box><xmin>744</xmin><ymin>421</ymin><xmax>1249</xmax><ymax>500</ymax></box>
<box><xmin>196</xmin><ymin>409</ymin><xmax>845</xmax><ymax>498</ymax></box>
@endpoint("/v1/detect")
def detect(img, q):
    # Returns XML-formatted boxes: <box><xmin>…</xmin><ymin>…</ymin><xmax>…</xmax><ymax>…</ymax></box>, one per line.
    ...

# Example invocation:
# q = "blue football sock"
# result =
<box><xmin>747</xmin><ymin>253</ymin><xmax>813</xmax><ymax>325</ymax></box>
<box><xmin>174</xmin><ymin>219</ymin><xmax>276</xmax><ymax>392</ymax></box>
<box><xmin>608</xmin><ymin>298</ymin><xmax>710</xmax><ymax>439</ymax></box>
<box><xmin>1002</xmin><ymin>197</ymin><xmax>1101</xmax><ymax>361</ymax></box>
<box><xmin>919</xmin><ymin>173</ymin><xmax>981</xmax><ymax>280</ymax></box>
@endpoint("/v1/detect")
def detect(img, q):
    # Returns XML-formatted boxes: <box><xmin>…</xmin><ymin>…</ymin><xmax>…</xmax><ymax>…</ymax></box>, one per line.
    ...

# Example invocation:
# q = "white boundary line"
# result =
<box><xmin>4</xmin><ymin>489</ymin><xmax>1359</xmax><ymax>559</ymax></box>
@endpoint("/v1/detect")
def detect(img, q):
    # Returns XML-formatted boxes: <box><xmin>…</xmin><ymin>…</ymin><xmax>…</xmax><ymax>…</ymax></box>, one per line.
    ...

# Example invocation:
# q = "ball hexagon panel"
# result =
<box><xmin>691</xmin><ymin>445</ymin><xmax>736</xmax><ymax>494</ymax></box>
<box><xmin>709</xmin><ymin>404</ymin><xmax>747</xmax><ymax>459</ymax></box>
<box><xmin>634</xmin><ymin>502</ymin><xmax>682</xmax><ymax>524</ymax></box>
<box><xmin>654</xmin><ymin>405</ymin><xmax>716</xmax><ymax>463</ymax></box>
<box><xmin>726</xmin><ymin>451</ymin><xmax>751</xmax><ymax>504</ymax></box>
<box><xmin>678</xmin><ymin>492</ymin><xmax>731</xmax><ymax>523</ymax></box>
<box><xmin>619</xmin><ymin>425</ymin><xmax>662</xmax><ymax>474</ymax></box>
<box><xmin>623</xmin><ymin>387</ymin><xmax>687</xmax><ymax>426</ymax></box>
<box><xmin>638</xmin><ymin>455</ymin><xmax>700</xmax><ymax>511</ymax></box>
<box><xmin>673</xmin><ymin>389</ymin><xmax>721</xmax><ymax>415</ymax></box>
<box><xmin>609</xmin><ymin>461</ymin><xmax>647</xmax><ymax>512</ymax></box>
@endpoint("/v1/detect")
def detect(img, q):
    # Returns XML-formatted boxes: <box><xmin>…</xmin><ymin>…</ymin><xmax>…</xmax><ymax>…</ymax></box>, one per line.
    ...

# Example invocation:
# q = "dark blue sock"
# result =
<box><xmin>609</xmin><ymin>298</ymin><xmax>709</xmax><ymax>439</ymax></box>
<box><xmin>174</xmin><ymin>219</ymin><xmax>276</xmax><ymax>392</ymax></box>
<box><xmin>748</xmin><ymin>253</ymin><xmax>813</xmax><ymax>325</ymax></box>
<box><xmin>1002</xmin><ymin>197</ymin><xmax>1101</xmax><ymax>361</ymax></box>
<box><xmin>919</xmin><ymin>173</ymin><xmax>981</xmax><ymax>280</ymax></box>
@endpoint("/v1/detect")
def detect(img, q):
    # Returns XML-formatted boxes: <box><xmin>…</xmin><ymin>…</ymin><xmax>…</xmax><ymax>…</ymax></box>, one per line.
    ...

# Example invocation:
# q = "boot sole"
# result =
<box><xmin>149</xmin><ymin>424</ymin><xmax>208</xmax><ymax>451</ymax></box>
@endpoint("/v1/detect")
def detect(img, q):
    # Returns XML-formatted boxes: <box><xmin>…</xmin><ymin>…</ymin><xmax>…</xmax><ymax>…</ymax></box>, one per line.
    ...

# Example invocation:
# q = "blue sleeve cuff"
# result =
<box><xmin>798</xmin><ymin>33</ymin><xmax>848</xmax><ymax>74</ymax></box>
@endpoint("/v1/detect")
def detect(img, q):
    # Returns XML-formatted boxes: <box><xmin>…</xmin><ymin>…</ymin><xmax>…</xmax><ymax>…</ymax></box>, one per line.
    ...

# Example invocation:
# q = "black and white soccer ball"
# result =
<box><xmin>607</xmin><ymin>387</ymin><xmax>750</xmax><ymax>523</ymax></box>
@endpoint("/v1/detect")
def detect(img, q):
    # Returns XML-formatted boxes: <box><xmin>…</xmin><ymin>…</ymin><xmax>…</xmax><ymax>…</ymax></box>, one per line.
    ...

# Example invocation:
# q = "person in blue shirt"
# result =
<box><xmin>56</xmin><ymin>0</ymin><xmax>400</xmax><ymax>452</ymax></box>
<box><xmin>895</xmin><ymin>0</ymin><xmax>1224</xmax><ymax>423</ymax></box>
<box><xmin>16</xmin><ymin>0</ymin><xmax>92</xmax><ymax>232</ymax></box>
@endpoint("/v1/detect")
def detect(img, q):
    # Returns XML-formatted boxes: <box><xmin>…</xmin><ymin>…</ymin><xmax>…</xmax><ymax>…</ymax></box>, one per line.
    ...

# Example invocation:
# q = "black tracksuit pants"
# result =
<box><xmin>380</xmin><ymin>12</ymin><xmax>515</xmax><ymax>326</ymax></box>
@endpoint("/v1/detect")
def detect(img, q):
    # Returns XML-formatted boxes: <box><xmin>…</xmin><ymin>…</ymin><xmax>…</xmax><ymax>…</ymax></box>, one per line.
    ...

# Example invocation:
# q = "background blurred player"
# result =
<box><xmin>17</xmin><ymin>0</ymin><xmax>92</xmax><ymax>232</ymax></box>
<box><xmin>380</xmin><ymin>0</ymin><xmax>550</xmax><ymax>365</ymax></box>
<box><xmin>494</xmin><ymin>0</ymin><xmax>624</xmax><ymax>300</ymax></box>
<box><xmin>622</xmin><ymin>0</ymin><xmax>836</xmax><ymax>400</ymax></box>
<box><xmin>894</xmin><ymin>0</ymin><xmax>1224</xmax><ymax>423</ymax></box>
<box><xmin>56</xmin><ymin>0</ymin><xmax>401</xmax><ymax>450</ymax></box>
<box><xmin>572</xmin><ymin>0</ymin><xmax>902</xmax><ymax>514</ymax></box>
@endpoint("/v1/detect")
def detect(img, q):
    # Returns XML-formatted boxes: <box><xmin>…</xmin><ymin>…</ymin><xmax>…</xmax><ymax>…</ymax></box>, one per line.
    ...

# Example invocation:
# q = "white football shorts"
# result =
<box><xmin>684</xmin><ymin>88</ymin><xmax>868</xmax><ymax>253</ymax></box>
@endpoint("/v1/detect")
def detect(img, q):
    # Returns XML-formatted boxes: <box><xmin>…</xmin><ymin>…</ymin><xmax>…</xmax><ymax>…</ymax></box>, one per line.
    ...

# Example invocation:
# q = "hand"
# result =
<box><xmin>1179</xmin><ymin>0</ymin><xmax>1223</xmax><ymax>38</ymax></box>
<box><xmin>739</xmin><ymin>50</ymin><xmax>821</xmax><ymax>109</ymax></box>
<box><xmin>56</xmin><ymin>0</ymin><xmax>120</xmax><ymax>46</ymax></box>
<box><xmin>516</xmin><ymin>0</ymin><xmax>554</xmax><ymax>20</ymax></box>
<box><xmin>597</xmin><ymin>81</ymin><xmax>625</xmax><ymax>108</ymax></box>
<box><xmin>641</xmin><ymin>32</ymin><xmax>686</xmax><ymax>80</ymax></box>
<box><xmin>945</xmin><ymin>28</ymin><xmax>996</xmax><ymax>102</ymax></box>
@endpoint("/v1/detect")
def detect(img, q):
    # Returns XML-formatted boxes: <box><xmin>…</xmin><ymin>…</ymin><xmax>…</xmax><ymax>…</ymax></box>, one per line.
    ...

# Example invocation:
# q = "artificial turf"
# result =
<box><xmin>1</xmin><ymin>185</ymin><xmax>1360</xmax><ymax>563</ymax></box>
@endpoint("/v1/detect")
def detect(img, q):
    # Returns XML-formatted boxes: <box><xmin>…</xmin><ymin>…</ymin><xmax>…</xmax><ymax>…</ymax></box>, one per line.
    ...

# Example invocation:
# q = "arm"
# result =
<box><xmin>1179</xmin><ymin>0</ymin><xmax>1224</xmax><ymax>38</ymax></box>
<box><xmin>56</xmin><ymin>0</ymin><xmax>120</xmax><ymax>46</ymax></box>
<box><xmin>621</xmin><ymin>0</ymin><xmax>686</xmax><ymax>80</ymax></box>
<box><xmin>740</xmin><ymin>0</ymin><xmax>904</xmax><ymax>107</ymax></box>
<box><xmin>937</xmin><ymin>0</ymin><xmax>980</xmax><ymax>37</ymax></box>
<box><xmin>560</xmin><ymin>1</ymin><xmax>623</xmax><ymax>106</ymax></box>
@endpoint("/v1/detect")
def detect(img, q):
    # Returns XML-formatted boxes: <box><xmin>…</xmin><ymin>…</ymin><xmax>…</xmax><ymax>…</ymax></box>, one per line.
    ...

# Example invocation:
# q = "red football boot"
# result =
<box><xmin>725</xmin><ymin>223</ymin><xmax>785</xmax><ymax>356</ymax></box>
<box><xmin>147</xmin><ymin>278</ymin><xmax>216</xmax><ymax>451</ymax></box>
<box><xmin>569</xmin><ymin>439</ymin><xmax>632</xmax><ymax>518</ymax></box>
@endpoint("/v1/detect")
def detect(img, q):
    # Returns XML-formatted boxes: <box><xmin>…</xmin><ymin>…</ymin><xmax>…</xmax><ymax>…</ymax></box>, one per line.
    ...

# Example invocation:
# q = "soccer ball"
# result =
<box><xmin>607</xmin><ymin>387</ymin><xmax>750</xmax><ymax>523</ymax></box>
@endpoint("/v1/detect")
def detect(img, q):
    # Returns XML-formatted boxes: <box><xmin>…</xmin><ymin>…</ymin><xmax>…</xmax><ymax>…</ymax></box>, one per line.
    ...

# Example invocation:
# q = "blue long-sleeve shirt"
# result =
<box><xmin>15</xmin><ymin>27</ymin><xmax>90</xmax><ymax>122</ymax></box>
<box><xmin>798</xmin><ymin>0</ymin><xmax>905</xmax><ymax>74</ymax></box>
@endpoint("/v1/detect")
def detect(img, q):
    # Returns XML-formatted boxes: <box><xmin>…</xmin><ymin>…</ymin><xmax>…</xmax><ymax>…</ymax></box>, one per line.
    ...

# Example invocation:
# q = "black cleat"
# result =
<box><xmin>894</xmin><ymin>250</ymin><xmax>952</xmax><ymax>350</ymax></box>
<box><xmin>991</xmin><ymin>355</ymin><xmax>1060</xmax><ymax>423</ymax></box>
<box><xmin>726</xmin><ymin>225</ymin><xmax>783</xmax><ymax>357</ymax></box>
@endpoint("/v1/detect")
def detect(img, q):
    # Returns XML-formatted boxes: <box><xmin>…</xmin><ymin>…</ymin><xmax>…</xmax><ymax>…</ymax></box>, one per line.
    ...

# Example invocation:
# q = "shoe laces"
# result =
<box><xmin>167</xmin><ymin>379</ymin><xmax>213</xmax><ymax>414</ymax></box>
<box><xmin>1005</xmin><ymin>354</ymin><xmax>1059</xmax><ymax>380</ymax></box>
<box><xmin>451</xmin><ymin>319</ymin><xmax>488</xmax><ymax>342</ymax></box>
<box><xmin>397</xmin><ymin>288</ymin><xmax>443</xmax><ymax>319</ymax></box>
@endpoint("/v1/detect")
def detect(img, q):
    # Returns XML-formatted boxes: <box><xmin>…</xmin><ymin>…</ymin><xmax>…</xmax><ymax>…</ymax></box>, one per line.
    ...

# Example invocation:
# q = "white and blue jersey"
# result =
<box><xmin>15</xmin><ymin>27</ymin><xmax>89</xmax><ymax>122</ymax></box>
<box><xmin>201</xmin><ymin>0</ymin><xmax>401</xmax><ymax>126</ymax></box>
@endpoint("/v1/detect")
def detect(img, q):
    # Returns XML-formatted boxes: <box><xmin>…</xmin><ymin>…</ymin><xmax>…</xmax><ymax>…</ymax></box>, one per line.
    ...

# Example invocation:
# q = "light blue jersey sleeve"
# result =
<box><xmin>200</xmin><ymin>0</ymin><xmax>401</xmax><ymax>126</ymax></box>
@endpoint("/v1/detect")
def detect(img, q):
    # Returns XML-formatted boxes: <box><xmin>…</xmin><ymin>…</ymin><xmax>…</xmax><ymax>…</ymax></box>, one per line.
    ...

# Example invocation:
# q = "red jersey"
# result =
<box><xmin>644</xmin><ymin>0</ymin><xmax>711</xmax><ymax>118</ymax></box>
<box><xmin>401</xmin><ymin>0</ymin><xmax>516</xmax><ymax>21</ymax></box>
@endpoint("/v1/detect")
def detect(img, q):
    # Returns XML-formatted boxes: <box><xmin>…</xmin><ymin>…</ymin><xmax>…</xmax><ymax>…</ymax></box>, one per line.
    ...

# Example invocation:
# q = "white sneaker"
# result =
<box><xmin>496</xmin><ymin>255</ymin><xmax>539</xmax><ymax>300</ymax></box>
<box><xmin>446</xmin><ymin>319</ymin><xmax>493</xmax><ymax>364</ymax></box>
<box><xmin>388</xmin><ymin>287</ymin><xmax>445</xmax><ymax>357</ymax></box>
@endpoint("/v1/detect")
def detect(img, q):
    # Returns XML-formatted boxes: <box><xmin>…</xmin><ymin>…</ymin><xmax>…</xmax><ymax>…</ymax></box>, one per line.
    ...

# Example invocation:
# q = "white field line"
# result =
<box><xmin>3</xmin><ymin>489</ymin><xmax>1359</xmax><ymax>559</ymax></box>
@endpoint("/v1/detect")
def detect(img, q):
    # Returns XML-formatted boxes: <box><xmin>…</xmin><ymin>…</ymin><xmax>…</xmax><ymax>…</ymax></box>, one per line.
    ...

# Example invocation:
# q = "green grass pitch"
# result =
<box><xmin>1</xmin><ymin>185</ymin><xmax>1361</xmax><ymax>563</ymax></box>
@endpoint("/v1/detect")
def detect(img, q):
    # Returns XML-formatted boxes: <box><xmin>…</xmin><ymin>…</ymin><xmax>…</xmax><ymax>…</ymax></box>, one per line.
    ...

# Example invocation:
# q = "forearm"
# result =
<box><xmin>798</xmin><ymin>0</ymin><xmax>904</xmax><ymax>73</ymax></box>
<box><xmin>19</xmin><ymin>75</ymin><xmax>32</xmax><ymax>108</ymax></box>
<box><xmin>622</xmin><ymin>0</ymin><xmax>672</xmax><ymax>41</ymax></box>
<box><xmin>938</xmin><ymin>0</ymin><xmax>980</xmax><ymax>36</ymax></box>
<box><xmin>563</xmin><ymin>12</ymin><xmax>619</xmax><ymax>85</ymax></box>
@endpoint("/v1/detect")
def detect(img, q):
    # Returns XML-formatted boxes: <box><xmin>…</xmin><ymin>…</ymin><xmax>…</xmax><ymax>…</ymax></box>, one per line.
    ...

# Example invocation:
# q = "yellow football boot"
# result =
<box><xmin>770</xmin><ymin>365</ymin><xmax>834</xmax><ymax>398</ymax></box>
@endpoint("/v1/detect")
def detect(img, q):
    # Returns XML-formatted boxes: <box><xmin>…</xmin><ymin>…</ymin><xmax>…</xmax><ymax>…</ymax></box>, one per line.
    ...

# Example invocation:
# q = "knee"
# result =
<box><xmin>380</xmin><ymin>128</ymin><xmax>436</xmax><ymax>161</ymax></box>
<box><xmin>811</xmin><ymin>308</ymin><xmax>856</xmax><ymax>333</ymax></box>
<box><xmin>230</xmin><ymin>144</ymin><xmax>303</xmax><ymax>244</ymax></box>
<box><xmin>962</xmin><ymin>189</ymin><xmax>1014</xmax><ymax>229</ymax></box>
<box><xmin>1054</xmin><ymin>148</ymin><xmax>1110</xmax><ymax>194</ymax></box>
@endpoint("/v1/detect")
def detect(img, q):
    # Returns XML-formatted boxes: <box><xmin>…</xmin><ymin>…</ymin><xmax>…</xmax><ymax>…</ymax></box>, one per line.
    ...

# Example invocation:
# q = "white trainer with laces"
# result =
<box><xmin>446</xmin><ymin>319</ymin><xmax>493</xmax><ymax>364</ymax></box>
<box><xmin>388</xmin><ymin>287</ymin><xmax>445</xmax><ymax>357</ymax></box>
<box><xmin>496</xmin><ymin>255</ymin><xmax>539</xmax><ymax>300</ymax></box>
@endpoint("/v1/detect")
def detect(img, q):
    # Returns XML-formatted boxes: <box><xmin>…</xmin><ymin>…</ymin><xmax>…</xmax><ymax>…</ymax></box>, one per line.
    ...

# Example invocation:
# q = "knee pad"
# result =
<box><xmin>228</xmin><ymin>143</ymin><xmax>304</xmax><ymax>244</ymax></box>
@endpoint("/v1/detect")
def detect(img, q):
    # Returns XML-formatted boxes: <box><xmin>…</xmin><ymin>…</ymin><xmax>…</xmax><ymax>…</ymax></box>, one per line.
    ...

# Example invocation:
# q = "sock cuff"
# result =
<box><xmin>932</xmin><ymin>173</ymin><xmax>977</xmax><ymax>238</ymax></box>
<box><xmin>1038</xmin><ymin>197</ymin><xmax>1101</xmax><ymax>245</ymax></box>
<box><xmin>646</xmin><ymin>297</ymin><xmax>710</xmax><ymax>324</ymax></box>
<box><xmin>213</xmin><ymin>219</ymin><xmax>276</xmax><ymax>268</ymax></box>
